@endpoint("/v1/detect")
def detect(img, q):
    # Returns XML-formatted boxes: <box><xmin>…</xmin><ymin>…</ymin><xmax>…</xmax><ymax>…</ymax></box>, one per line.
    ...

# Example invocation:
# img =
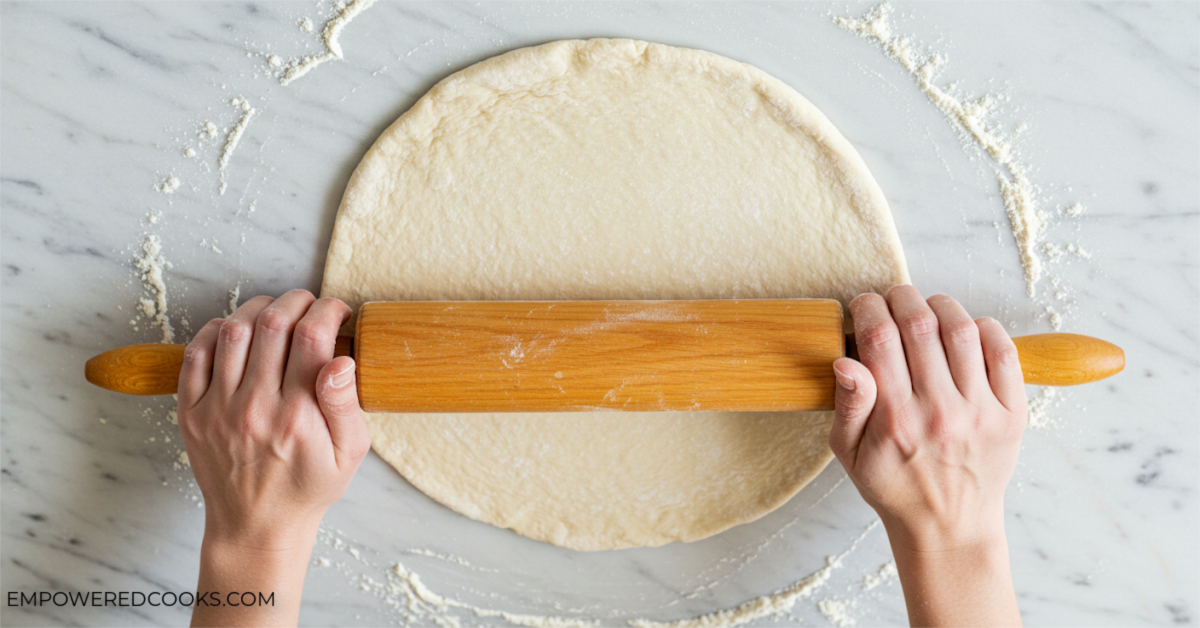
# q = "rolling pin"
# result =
<box><xmin>85</xmin><ymin>299</ymin><xmax>1124</xmax><ymax>413</ymax></box>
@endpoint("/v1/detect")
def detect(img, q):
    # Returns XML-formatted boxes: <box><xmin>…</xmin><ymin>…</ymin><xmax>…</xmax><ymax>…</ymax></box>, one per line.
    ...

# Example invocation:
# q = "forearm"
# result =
<box><xmin>191</xmin><ymin>529</ymin><xmax>317</xmax><ymax>627</ymax></box>
<box><xmin>887</xmin><ymin>525</ymin><xmax>1021</xmax><ymax>628</ymax></box>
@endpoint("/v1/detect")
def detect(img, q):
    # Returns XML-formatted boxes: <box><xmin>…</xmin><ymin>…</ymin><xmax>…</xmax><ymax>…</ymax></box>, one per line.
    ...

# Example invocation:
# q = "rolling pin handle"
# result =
<box><xmin>85</xmin><ymin>336</ymin><xmax>356</xmax><ymax>396</ymax></box>
<box><xmin>842</xmin><ymin>332</ymin><xmax>1123</xmax><ymax>387</ymax></box>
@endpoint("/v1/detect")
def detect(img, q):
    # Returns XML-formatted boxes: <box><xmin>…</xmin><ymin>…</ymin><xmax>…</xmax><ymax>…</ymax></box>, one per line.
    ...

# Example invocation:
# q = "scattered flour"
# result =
<box><xmin>1063</xmin><ymin>202</ymin><xmax>1086</xmax><ymax>217</ymax></box>
<box><xmin>279</xmin><ymin>0</ymin><xmax>378</xmax><ymax>85</ymax></box>
<box><xmin>1044</xmin><ymin>305</ymin><xmax>1063</xmax><ymax>331</ymax></box>
<box><xmin>201</xmin><ymin>238</ymin><xmax>223</xmax><ymax>254</ymax></box>
<box><xmin>173</xmin><ymin>450</ymin><xmax>190</xmax><ymax>470</ymax></box>
<box><xmin>155</xmin><ymin>175</ymin><xmax>180</xmax><ymax>194</ymax></box>
<box><xmin>267</xmin><ymin>54</ymin><xmax>283</xmax><ymax>68</ymax></box>
<box><xmin>861</xmin><ymin>560</ymin><xmax>897</xmax><ymax>591</ymax></box>
<box><xmin>1027</xmin><ymin>386</ymin><xmax>1061</xmax><ymax>429</ymax></box>
<box><xmin>183</xmin><ymin>147</ymin><xmax>196</xmax><ymax>158</ymax></box>
<box><xmin>627</xmin><ymin>521</ymin><xmax>879</xmax><ymax>628</ymax></box>
<box><xmin>226</xmin><ymin>284</ymin><xmax>241</xmax><ymax>316</ymax></box>
<box><xmin>200</xmin><ymin>121</ymin><xmax>218</xmax><ymax>138</ymax></box>
<box><xmin>314</xmin><ymin>522</ymin><xmax>882</xmax><ymax>628</ymax></box>
<box><xmin>218</xmin><ymin>97</ymin><xmax>256</xmax><ymax>195</ymax></box>
<box><xmin>133</xmin><ymin>235</ymin><xmax>174</xmax><ymax>343</ymax></box>
<box><xmin>836</xmin><ymin>3</ymin><xmax>1067</xmax><ymax>300</ymax></box>
<box><xmin>299</xmin><ymin>17</ymin><xmax>314</xmax><ymax>32</ymax></box>
<box><xmin>404</xmin><ymin>548</ymin><xmax>495</xmax><ymax>572</ymax></box>
<box><xmin>817</xmin><ymin>598</ymin><xmax>856</xmax><ymax>628</ymax></box>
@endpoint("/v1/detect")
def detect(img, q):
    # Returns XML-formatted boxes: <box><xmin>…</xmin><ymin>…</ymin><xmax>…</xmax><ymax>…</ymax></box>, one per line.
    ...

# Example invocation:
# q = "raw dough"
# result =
<box><xmin>321</xmin><ymin>39</ymin><xmax>908</xmax><ymax>550</ymax></box>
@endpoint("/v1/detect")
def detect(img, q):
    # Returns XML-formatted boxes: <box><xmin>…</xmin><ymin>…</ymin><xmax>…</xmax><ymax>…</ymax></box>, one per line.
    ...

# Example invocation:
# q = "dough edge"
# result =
<box><xmin>364</xmin><ymin>412</ymin><xmax>837</xmax><ymax>551</ymax></box>
<box><xmin>322</xmin><ymin>38</ymin><xmax>908</xmax><ymax>551</ymax></box>
<box><xmin>322</xmin><ymin>38</ymin><xmax>907</xmax><ymax>313</ymax></box>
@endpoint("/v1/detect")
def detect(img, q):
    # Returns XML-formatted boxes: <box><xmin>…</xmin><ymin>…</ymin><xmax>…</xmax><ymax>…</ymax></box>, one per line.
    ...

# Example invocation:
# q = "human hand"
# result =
<box><xmin>178</xmin><ymin>290</ymin><xmax>370</xmax><ymax>626</ymax></box>
<box><xmin>828</xmin><ymin>286</ymin><xmax>1027</xmax><ymax>553</ymax></box>
<box><xmin>178</xmin><ymin>290</ymin><xmax>371</xmax><ymax>552</ymax></box>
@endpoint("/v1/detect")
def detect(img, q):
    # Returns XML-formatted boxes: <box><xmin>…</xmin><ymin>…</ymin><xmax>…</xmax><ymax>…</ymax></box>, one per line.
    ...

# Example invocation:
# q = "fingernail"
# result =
<box><xmin>331</xmin><ymin>364</ymin><xmax>354</xmax><ymax>389</ymax></box>
<box><xmin>833</xmin><ymin>365</ymin><xmax>856</xmax><ymax>391</ymax></box>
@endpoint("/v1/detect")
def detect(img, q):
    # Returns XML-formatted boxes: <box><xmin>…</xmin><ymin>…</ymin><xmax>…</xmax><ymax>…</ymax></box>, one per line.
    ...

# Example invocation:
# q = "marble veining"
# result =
<box><xmin>2</xmin><ymin>2</ymin><xmax>1197</xmax><ymax>626</ymax></box>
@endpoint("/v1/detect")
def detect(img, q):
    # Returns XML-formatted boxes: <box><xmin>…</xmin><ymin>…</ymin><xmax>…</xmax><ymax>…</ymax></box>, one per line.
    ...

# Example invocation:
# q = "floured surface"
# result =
<box><xmin>321</xmin><ymin>39</ymin><xmax>909</xmax><ymax>550</ymax></box>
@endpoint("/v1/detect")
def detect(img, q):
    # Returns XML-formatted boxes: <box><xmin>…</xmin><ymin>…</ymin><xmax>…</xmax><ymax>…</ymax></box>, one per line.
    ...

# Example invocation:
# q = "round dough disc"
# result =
<box><xmin>321</xmin><ymin>39</ymin><xmax>908</xmax><ymax>551</ymax></box>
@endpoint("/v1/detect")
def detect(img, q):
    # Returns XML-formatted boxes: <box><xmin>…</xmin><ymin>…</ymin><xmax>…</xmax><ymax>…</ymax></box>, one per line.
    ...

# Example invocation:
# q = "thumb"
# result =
<box><xmin>828</xmin><ymin>357</ymin><xmax>878</xmax><ymax>469</ymax></box>
<box><xmin>316</xmin><ymin>356</ymin><xmax>372</xmax><ymax>468</ymax></box>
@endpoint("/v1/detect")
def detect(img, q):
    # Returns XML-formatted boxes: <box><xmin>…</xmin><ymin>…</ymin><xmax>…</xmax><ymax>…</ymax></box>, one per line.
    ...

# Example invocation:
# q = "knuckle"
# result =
<box><xmin>856</xmin><ymin>321</ymin><xmax>898</xmax><ymax>352</ymax></box>
<box><xmin>182</xmin><ymin>343</ymin><xmax>207</xmax><ymax>364</ymax></box>
<box><xmin>835</xmin><ymin>391</ymin><xmax>873</xmax><ymax>417</ymax></box>
<box><xmin>219</xmin><ymin>319</ymin><xmax>252</xmax><ymax>344</ymax></box>
<box><xmin>926</xmin><ymin>412</ymin><xmax>964</xmax><ymax>444</ymax></box>
<box><xmin>329</xmin><ymin>395</ymin><xmax>361</xmax><ymax>416</ymax></box>
<box><xmin>944</xmin><ymin>320</ymin><xmax>979</xmax><ymax>345</ymax></box>
<box><xmin>293</xmin><ymin>318</ymin><xmax>334</xmax><ymax>350</ymax></box>
<box><xmin>235</xmin><ymin>413</ymin><xmax>267</xmax><ymax>441</ymax></box>
<box><xmin>992</xmin><ymin>344</ymin><xmax>1019</xmax><ymax>367</ymax></box>
<box><xmin>256</xmin><ymin>308</ymin><xmax>292</xmax><ymax>333</ymax></box>
<box><xmin>899</xmin><ymin>312</ymin><xmax>939</xmax><ymax>338</ymax></box>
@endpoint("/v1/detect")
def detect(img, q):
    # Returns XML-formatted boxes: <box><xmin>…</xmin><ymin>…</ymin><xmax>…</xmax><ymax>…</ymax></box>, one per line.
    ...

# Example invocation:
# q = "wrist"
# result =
<box><xmin>195</xmin><ymin>516</ymin><xmax>319</xmax><ymax>628</ymax></box>
<box><xmin>878</xmin><ymin>505</ymin><xmax>1008</xmax><ymax>555</ymax></box>
<box><xmin>885</xmin><ymin>521</ymin><xmax>1021</xmax><ymax>628</ymax></box>
<box><xmin>202</xmin><ymin>510</ymin><xmax>323</xmax><ymax>555</ymax></box>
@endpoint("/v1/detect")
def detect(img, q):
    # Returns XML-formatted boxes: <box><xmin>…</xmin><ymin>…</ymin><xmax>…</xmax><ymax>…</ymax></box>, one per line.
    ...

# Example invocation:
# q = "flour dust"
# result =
<box><xmin>835</xmin><ymin>2</ymin><xmax>1104</xmax><ymax>426</ymax></box>
<box><xmin>310</xmin><ymin>522</ymin><xmax>883</xmax><ymax>628</ymax></box>
<box><xmin>279</xmin><ymin>0</ymin><xmax>378</xmax><ymax>85</ymax></box>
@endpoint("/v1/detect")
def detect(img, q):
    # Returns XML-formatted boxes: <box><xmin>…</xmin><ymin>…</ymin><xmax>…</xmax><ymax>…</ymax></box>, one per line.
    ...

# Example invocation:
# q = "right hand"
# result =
<box><xmin>827</xmin><ymin>286</ymin><xmax>1027</xmax><ymax>552</ymax></box>
<box><xmin>177</xmin><ymin>290</ymin><xmax>372</xmax><ymax>552</ymax></box>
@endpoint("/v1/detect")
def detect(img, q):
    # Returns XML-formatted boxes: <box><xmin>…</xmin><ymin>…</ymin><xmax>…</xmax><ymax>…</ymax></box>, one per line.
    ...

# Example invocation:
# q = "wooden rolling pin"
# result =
<box><xmin>85</xmin><ymin>299</ymin><xmax>1124</xmax><ymax>413</ymax></box>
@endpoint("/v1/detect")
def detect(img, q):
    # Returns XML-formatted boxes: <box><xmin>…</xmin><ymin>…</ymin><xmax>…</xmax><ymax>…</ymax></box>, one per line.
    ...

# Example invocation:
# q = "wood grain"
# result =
<box><xmin>85</xmin><ymin>343</ymin><xmax>186</xmax><ymax>396</ymax></box>
<box><xmin>1012</xmin><ymin>333</ymin><xmax>1125</xmax><ymax>386</ymax></box>
<box><xmin>354</xmin><ymin>299</ymin><xmax>845</xmax><ymax>413</ymax></box>
<box><xmin>84</xmin><ymin>305</ymin><xmax>1126</xmax><ymax>407</ymax></box>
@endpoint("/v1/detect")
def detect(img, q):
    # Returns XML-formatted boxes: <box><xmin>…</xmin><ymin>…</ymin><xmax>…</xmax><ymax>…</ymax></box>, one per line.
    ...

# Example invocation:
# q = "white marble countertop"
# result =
<box><xmin>2</xmin><ymin>2</ymin><xmax>1196</xmax><ymax>626</ymax></box>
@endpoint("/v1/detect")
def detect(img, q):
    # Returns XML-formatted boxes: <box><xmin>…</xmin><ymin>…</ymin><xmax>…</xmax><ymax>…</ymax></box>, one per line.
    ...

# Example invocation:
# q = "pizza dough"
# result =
<box><xmin>320</xmin><ymin>39</ymin><xmax>909</xmax><ymax>550</ymax></box>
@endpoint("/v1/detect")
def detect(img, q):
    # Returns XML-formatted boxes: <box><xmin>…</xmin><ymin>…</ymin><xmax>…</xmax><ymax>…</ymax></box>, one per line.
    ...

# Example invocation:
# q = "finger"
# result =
<box><xmin>316</xmin><ymin>357</ymin><xmax>372</xmax><ymax>470</ymax></box>
<box><xmin>283</xmin><ymin>298</ymin><xmax>351</xmax><ymax>398</ymax></box>
<box><xmin>178</xmin><ymin>319</ymin><xmax>223</xmax><ymax>409</ymax></box>
<box><xmin>828</xmin><ymin>357</ymin><xmax>878</xmax><ymax>471</ymax></box>
<box><xmin>976</xmin><ymin>317</ymin><xmax>1026</xmax><ymax>413</ymax></box>
<box><xmin>244</xmin><ymin>290</ymin><xmax>317</xmax><ymax>392</ymax></box>
<box><xmin>885</xmin><ymin>285</ymin><xmax>955</xmax><ymax>399</ymax></box>
<box><xmin>212</xmin><ymin>296</ymin><xmax>274</xmax><ymax>398</ymax></box>
<box><xmin>849</xmin><ymin>292</ymin><xmax>912</xmax><ymax>406</ymax></box>
<box><xmin>927</xmin><ymin>294</ymin><xmax>987</xmax><ymax>398</ymax></box>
